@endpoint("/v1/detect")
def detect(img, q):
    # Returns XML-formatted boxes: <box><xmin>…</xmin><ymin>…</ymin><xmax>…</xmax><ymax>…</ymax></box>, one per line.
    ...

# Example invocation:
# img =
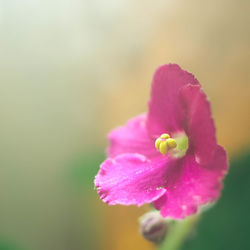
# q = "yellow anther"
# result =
<box><xmin>155</xmin><ymin>138</ymin><xmax>162</xmax><ymax>150</ymax></box>
<box><xmin>160</xmin><ymin>133</ymin><xmax>170</xmax><ymax>139</ymax></box>
<box><xmin>159</xmin><ymin>141</ymin><xmax>168</xmax><ymax>155</ymax></box>
<box><xmin>166</xmin><ymin>138</ymin><xmax>177</xmax><ymax>149</ymax></box>
<box><xmin>155</xmin><ymin>133</ymin><xmax>177</xmax><ymax>155</ymax></box>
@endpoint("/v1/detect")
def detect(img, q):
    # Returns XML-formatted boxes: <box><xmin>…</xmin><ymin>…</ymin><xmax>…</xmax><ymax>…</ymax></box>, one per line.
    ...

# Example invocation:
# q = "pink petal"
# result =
<box><xmin>154</xmin><ymin>145</ymin><xmax>228</xmax><ymax>219</ymax></box>
<box><xmin>180</xmin><ymin>84</ymin><xmax>216</xmax><ymax>164</ymax></box>
<box><xmin>147</xmin><ymin>64</ymin><xmax>199</xmax><ymax>136</ymax></box>
<box><xmin>108</xmin><ymin>114</ymin><xmax>158</xmax><ymax>159</ymax></box>
<box><xmin>94</xmin><ymin>153</ymin><xmax>177</xmax><ymax>206</ymax></box>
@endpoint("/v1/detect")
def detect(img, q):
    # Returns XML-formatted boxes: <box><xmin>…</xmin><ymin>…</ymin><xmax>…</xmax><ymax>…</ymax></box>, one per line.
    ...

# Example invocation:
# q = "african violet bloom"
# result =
<box><xmin>95</xmin><ymin>64</ymin><xmax>228</xmax><ymax>219</ymax></box>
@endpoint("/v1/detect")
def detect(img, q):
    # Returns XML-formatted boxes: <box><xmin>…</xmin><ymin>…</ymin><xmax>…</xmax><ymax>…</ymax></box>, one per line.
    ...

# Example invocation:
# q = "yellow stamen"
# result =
<box><xmin>159</xmin><ymin>141</ymin><xmax>168</xmax><ymax>155</ymax></box>
<box><xmin>155</xmin><ymin>138</ymin><xmax>162</xmax><ymax>150</ymax></box>
<box><xmin>155</xmin><ymin>133</ymin><xmax>177</xmax><ymax>155</ymax></box>
<box><xmin>160</xmin><ymin>133</ymin><xmax>170</xmax><ymax>139</ymax></box>
<box><xmin>166</xmin><ymin>138</ymin><xmax>177</xmax><ymax>149</ymax></box>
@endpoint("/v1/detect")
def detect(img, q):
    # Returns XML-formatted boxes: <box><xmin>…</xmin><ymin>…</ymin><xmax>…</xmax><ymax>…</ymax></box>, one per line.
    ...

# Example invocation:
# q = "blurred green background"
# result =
<box><xmin>0</xmin><ymin>0</ymin><xmax>250</xmax><ymax>249</ymax></box>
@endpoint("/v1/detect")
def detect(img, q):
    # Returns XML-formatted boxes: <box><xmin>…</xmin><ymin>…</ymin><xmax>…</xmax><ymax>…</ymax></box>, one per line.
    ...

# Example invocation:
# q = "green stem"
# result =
<box><xmin>157</xmin><ymin>215</ymin><xmax>199</xmax><ymax>250</ymax></box>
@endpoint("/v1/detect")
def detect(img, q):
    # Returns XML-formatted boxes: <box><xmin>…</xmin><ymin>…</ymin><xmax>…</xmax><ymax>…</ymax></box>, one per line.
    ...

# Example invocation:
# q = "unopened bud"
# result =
<box><xmin>139</xmin><ymin>211</ymin><xmax>168</xmax><ymax>243</ymax></box>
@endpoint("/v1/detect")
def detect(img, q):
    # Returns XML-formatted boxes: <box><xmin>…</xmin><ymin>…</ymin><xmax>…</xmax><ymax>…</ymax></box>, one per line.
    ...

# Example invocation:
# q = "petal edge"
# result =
<box><xmin>95</xmin><ymin>153</ymin><xmax>173</xmax><ymax>206</ymax></box>
<box><xmin>147</xmin><ymin>64</ymin><xmax>200</xmax><ymax>136</ymax></box>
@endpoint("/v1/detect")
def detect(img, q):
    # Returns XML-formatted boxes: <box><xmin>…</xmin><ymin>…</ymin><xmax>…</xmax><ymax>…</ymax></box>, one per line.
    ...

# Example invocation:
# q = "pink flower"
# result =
<box><xmin>95</xmin><ymin>64</ymin><xmax>228</xmax><ymax>219</ymax></box>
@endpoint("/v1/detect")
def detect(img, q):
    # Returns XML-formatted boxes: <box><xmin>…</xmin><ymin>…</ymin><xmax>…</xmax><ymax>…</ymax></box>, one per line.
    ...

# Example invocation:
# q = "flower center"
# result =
<box><xmin>155</xmin><ymin>132</ymin><xmax>189</xmax><ymax>157</ymax></box>
<box><xmin>154</xmin><ymin>133</ymin><xmax>177</xmax><ymax>155</ymax></box>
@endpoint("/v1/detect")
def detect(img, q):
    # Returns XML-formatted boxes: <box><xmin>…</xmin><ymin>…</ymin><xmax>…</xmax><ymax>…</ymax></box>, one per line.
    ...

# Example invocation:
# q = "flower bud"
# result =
<box><xmin>139</xmin><ymin>211</ymin><xmax>168</xmax><ymax>243</ymax></box>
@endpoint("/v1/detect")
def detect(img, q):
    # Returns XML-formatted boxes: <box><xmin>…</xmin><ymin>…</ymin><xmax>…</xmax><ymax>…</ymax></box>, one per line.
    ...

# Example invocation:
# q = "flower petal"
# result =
<box><xmin>108</xmin><ymin>114</ymin><xmax>158</xmax><ymax>159</ymax></box>
<box><xmin>95</xmin><ymin>153</ymin><xmax>177</xmax><ymax>206</ymax></box>
<box><xmin>147</xmin><ymin>64</ymin><xmax>199</xmax><ymax>136</ymax></box>
<box><xmin>180</xmin><ymin>84</ymin><xmax>216</xmax><ymax>164</ymax></box>
<box><xmin>154</xmin><ymin>145</ymin><xmax>228</xmax><ymax>219</ymax></box>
